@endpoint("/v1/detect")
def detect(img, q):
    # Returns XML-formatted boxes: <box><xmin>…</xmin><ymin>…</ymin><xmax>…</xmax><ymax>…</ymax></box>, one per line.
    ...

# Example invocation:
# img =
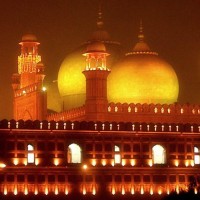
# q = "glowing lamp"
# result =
<box><xmin>91</xmin><ymin>159</ymin><xmax>96</xmax><ymax>166</ymax></box>
<box><xmin>14</xmin><ymin>187</ymin><xmax>18</xmax><ymax>195</ymax></box>
<box><xmin>55</xmin><ymin>186</ymin><xmax>58</xmax><ymax>195</ymax></box>
<box><xmin>150</xmin><ymin>187</ymin><xmax>153</xmax><ymax>195</ymax></box>
<box><xmin>175</xmin><ymin>160</ymin><xmax>179</xmax><ymax>167</ymax></box>
<box><xmin>158</xmin><ymin>189</ymin><xmax>162</xmax><ymax>195</ymax></box>
<box><xmin>121</xmin><ymin>186</ymin><xmax>125</xmax><ymax>195</ymax></box>
<box><xmin>0</xmin><ymin>163</ymin><xmax>6</xmax><ymax>168</ymax></box>
<box><xmin>34</xmin><ymin>188</ymin><xmax>38</xmax><ymax>195</ymax></box>
<box><xmin>131</xmin><ymin>159</ymin><xmax>135</xmax><ymax>166</ymax></box>
<box><xmin>4</xmin><ymin>187</ymin><xmax>7</xmax><ymax>195</ymax></box>
<box><xmin>83</xmin><ymin>164</ymin><xmax>88</xmax><ymax>170</ymax></box>
<box><xmin>42</xmin><ymin>86</ymin><xmax>46</xmax><ymax>92</ymax></box>
<box><xmin>13</xmin><ymin>158</ymin><xmax>19</xmax><ymax>166</ymax></box>
<box><xmin>54</xmin><ymin>159</ymin><xmax>59</xmax><ymax>166</ymax></box>
<box><xmin>92</xmin><ymin>186</ymin><xmax>96</xmax><ymax>195</ymax></box>
<box><xmin>121</xmin><ymin>160</ymin><xmax>126</xmax><ymax>166</ymax></box>
<box><xmin>82</xmin><ymin>186</ymin><xmax>86</xmax><ymax>195</ymax></box>
<box><xmin>140</xmin><ymin>186</ymin><xmax>144</xmax><ymax>195</ymax></box>
<box><xmin>45</xmin><ymin>187</ymin><xmax>48</xmax><ymax>195</ymax></box>
<box><xmin>149</xmin><ymin>160</ymin><xmax>153</xmax><ymax>167</ymax></box>
<box><xmin>112</xmin><ymin>186</ymin><xmax>115</xmax><ymax>195</ymax></box>
<box><xmin>102</xmin><ymin>160</ymin><xmax>106</xmax><ymax>166</ymax></box>
<box><xmin>131</xmin><ymin>186</ymin><xmax>135</xmax><ymax>195</ymax></box>
<box><xmin>65</xmin><ymin>187</ymin><xmax>69</xmax><ymax>195</ymax></box>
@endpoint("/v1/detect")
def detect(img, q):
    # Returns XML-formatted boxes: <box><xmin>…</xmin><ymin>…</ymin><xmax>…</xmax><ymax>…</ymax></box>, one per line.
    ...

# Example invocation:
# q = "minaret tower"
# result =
<box><xmin>12</xmin><ymin>34</ymin><xmax>47</xmax><ymax>120</ymax></box>
<box><xmin>83</xmin><ymin>41</ymin><xmax>110</xmax><ymax>121</ymax></box>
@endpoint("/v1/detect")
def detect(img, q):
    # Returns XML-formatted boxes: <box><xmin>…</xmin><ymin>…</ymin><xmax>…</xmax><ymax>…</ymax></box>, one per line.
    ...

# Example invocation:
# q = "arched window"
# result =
<box><xmin>152</xmin><ymin>145</ymin><xmax>166</xmax><ymax>164</ymax></box>
<box><xmin>194</xmin><ymin>147</ymin><xmax>200</xmax><ymax>164</ymax></box>
<box><xmin>114</xmin><ymin>145</ymin><xmax>121</xmax><ymax>164</ymax></box>
<box><xmin>27</xmin><ymin>144</ymin><xmax>34</xmax><ymax>164</ymax></box>
<box><xmin>68</xmin><ymin>144</ymin><xmax>81</xmax><ymax>163</ymax></box>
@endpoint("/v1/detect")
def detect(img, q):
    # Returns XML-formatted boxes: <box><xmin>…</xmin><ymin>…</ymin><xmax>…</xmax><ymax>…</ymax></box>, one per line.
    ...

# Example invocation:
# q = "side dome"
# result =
<box><xmin>22</xmin><ymin>34</ymin><xmax>37</xmax><ymax>42</ymax></box>
<box><xmin>108</xmin><ymin>26</ymin><xmax>179</xmax><ymax>104</ymax></box>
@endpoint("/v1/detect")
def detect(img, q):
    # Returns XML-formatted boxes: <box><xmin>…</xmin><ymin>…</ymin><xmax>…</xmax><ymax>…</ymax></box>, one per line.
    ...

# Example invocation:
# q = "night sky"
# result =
<box><xmin>0</xmin><ymin>0</ymin><xmax>200</xmax><ymax>119</ymax></box>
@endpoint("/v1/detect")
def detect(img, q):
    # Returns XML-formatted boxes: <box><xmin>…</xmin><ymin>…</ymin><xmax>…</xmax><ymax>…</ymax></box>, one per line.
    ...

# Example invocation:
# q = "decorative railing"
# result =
<box><xmin>108</xmin><ymin>102</ymin><xmax>200</xmax><ymax>115</ymax></box>
<box><xmin>0</xmin><ymin>119</ymin><xmax>199</xmax><ymax>133</ymax></box>
<box><xmin>47</xmin><ymin>106</ymin><xmax>85</xmax><ymax>121</ymax></box>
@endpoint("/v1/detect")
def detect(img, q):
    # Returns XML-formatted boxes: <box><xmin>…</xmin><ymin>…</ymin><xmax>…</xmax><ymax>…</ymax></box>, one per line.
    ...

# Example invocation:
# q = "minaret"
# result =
<box><xmin>83</xmin><ymin>41</ymin><xmax>110</xmax><ymax>121</ymax></box>
<box><xmin>12</xmin><ymin>34</ymin><xmax>47</xmax><ymax>120</ymax></box>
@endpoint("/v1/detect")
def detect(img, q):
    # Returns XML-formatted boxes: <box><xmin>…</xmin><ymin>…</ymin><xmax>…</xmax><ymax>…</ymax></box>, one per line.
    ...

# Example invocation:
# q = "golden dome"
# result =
<box><xmin>108</xmin><ymin>23</ymin><xmax>179</xmax><ymax>104</ymax></box>
<box><xmin>108</xmin><ymin>48</ymin><xmax>179</xmax><ymax>104</ymax></box>
<box><xmin>22</xmin><ymin>34</ymin><xmax>37</xmax><ymax>42</ymax></box>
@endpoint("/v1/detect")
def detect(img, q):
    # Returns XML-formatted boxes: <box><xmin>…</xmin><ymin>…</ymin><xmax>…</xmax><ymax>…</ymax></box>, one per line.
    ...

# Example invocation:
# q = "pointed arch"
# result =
<box><xmin>27</xmin><ymin>144</ymin><xmax>35</xmax><ymax>164</ymax></box>
<box><xmin>68</xmin><ymin>143</ymin><xmax>82</xmax><ymax>163</ymax></box>
<box><xmin>152</xmin><ymin>145</ymin><xmax>166</xmax><ymax>164</ymax></box>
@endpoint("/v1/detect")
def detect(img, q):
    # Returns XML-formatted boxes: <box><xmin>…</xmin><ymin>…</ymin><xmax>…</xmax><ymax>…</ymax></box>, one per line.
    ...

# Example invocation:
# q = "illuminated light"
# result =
<box><xmin>23</xmin><ymin>159</ymin><xmax>27</xmax><ymax>166</ymax></box>
<box><xmin>102</xmin><ymin>160</ymin><xmax>106</xmax><ymax>166</ymax></box>
<box><xmin>185</xmin><ymin>160</ymin><xmax>189</xmax><ymax>167</ymax></box>
<box><xmin>83</xmin><ymin>164</ymin><xmax>88</xmax><ymax>170</ymax></box>
<box><xmin>158</xmin><ymin>188</ymin><xmax>162</xmax><ymax>195</ymax></box>
<box><xmin>112</xmin><ymin>186</ymin><xmax>115</xmax><ymax>195</ymax></box>
<box><xmin>194</xmin><ymin>188</ymin><xmax>198</xmax><ymax>194</ymax></box>
<box><xmin>140</xmin><ymin>186</ymin><xmax>144</xmax><ymax>195</ymax></box>
<box><xmin>55</xmin><ymin>186</ymin><xmax>58</xmax><ymax>195</ymax></box>
<box><xmin>111</xmin><ymin>160</ymin><xmax>115</xmax><ymax>166</ymax></box>
<box><xmin>191</xmin><ymin>160</ymin><xmax>194</xmax><ymax>167</ymax></box>
<box><xmin>150</xmin><ymin>186</ymin><xmax>153</xmax><ymax>195</ymax></box>
<box><xmin>0</xmin><ymin>163</ymin><xmax>6</xmax><ymax>168</ymax></box>
<box><xmin>92</xmin><ymin>185</ymin><xmax>96</xmax><ymax>195</ymax></box>
<box><xmin>176</xmin><ymin>185</ymin><xmax>179</xmax><ymax>194</ymax></box>
<box><xmin>24</xmin><ymin>187</ymin><xmax>28</xmax><ymax>195</ymax></box>
<box><xmin>131</xmin><ymin>186</ymin><xmax>135</xmax><ymax>195</ymax></box>
<box><xmin>168</xmin><ymin>108</ymin><xmax>171</xmax><ymax>114</ymax></box>
<box><xmin>82</xmin><ymin>186</ymin><xmax>86</xmax><ymax>195</ymax></box>
<box><xmin>42</xmin><ymin>86</ymin><xmax>47</xmax><ymax>91</ymax></box>
<box><xmin>14</xmin><ymin>186</ymin><xmax>18</xmax><ymax>195</ymax></box>
<box><xmin>121</xmin><ymin>160</ymin><xmax>126</xmax><ymax>166</ymax></box>
<box><xmin>121</xmin><ymin>186</ymin><xmax>125</xmax><ymax>195</ymax></box>
<box><xmin>54</xmin><ymin>159</ymin><xmax>59</xmax><ymax>166</ymax></box>
<box><xmin>35</xmin><ymin>159</ymin><xmax>39</xmax><ymax>166</ymax></box>
<box><xmin>65</xmin><ymin>187</ymin><xmax>69</xmax><ymax>195</ymax></box>
<box><xmin>167</xmin><ymin>187</ymin><xmax>170</xmax><ymax>195</ymax></box>
<box><xmin>13</xmin><ymin>158</ymin><xmax>19</xmax><ymax>166</ymax></box>
<box><xmin>4</xmin><ymin>186</ymin><xmax>7</xmax><ymax>195</ymax></box>
<box><xmin>149</xmin><ymin>160</ymin><xmax>153</xmax><ymax>167</ymax></box>
<box><xmin>45</xmin><ymin>187</ymin><xmax>48</xmax><ymax>195</ymax></box>
<box><xmin>34</xmin><ymin>188</ymin><xmax>38</xmax><ymax>195</ymax></box>
<box><xmin>22</xmin><ymin>90</ymin><xmax>26</xmax><ymax>95</ymax></box>
<box><xmin>91</xmin><ymin>159</ymin><xmax>96</xmax><ymax>166</ymax></box>
<box><xmin>175</xmin><ymin>160</ymin><xmax>179</xmax><ymax>167</ymax></box>
<box><xmin>131</xmin><ymin>159</ymin><xmax>135</xmax><ymax>166</ymax></box>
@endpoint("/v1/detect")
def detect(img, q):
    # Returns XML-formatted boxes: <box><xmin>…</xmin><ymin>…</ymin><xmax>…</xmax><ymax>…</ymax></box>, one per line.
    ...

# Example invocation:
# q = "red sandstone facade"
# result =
<box><xmin>3</xmin><ymin>35</ymin><xmax>200</xmax><ymax>199</ymax></box>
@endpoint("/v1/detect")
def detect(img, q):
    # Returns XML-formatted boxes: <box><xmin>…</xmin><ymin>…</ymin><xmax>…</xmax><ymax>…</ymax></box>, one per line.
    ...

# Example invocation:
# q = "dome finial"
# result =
<box><xmin>138</xmin><ymin>19</ymin><xmax>145</xmax><ymax>42</ymax></box>
<box><xmin>97</xmin><ymin>1</ymin><xmax>104</xmax><ymax>29</ymax></box>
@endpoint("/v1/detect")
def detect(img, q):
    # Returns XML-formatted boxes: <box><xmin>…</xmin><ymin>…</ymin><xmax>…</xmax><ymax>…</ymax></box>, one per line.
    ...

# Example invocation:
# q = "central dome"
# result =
<box><xmin>57</xmin><ymin>12</ymin><xmax>121</xmax><ymax>110</ymax></box>
<box><xmin>108</xmin><ymin>27</ymin><xmax>179</xmax><ymax>104</ymax></box>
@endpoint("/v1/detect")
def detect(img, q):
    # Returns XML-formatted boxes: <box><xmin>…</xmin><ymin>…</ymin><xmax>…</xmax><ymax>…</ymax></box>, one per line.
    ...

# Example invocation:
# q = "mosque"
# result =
<box><xmin>0</xmin><ymin>8</ymin><xmax>199</xmax><ymax>200</ymax></box>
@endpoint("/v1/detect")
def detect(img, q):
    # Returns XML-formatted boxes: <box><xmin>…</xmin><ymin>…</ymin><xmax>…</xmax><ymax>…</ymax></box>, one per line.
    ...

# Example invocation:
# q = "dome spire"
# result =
<box><xmin>138</xmin><ymin>19</ymin><xmax>145</xmax><ymax>42</ymax></box>
<box><xmin>97</xmin><ymin>2</ymin><xmax>104</xmax><ymax>29</ymax></box>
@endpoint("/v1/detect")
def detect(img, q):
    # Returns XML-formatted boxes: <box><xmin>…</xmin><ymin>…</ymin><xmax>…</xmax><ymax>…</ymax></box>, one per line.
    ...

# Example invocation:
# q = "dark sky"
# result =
<box><xmin>0</xmin><ymin>0</ymin><xmax>200</xmax><ymax>119</ymax></box>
